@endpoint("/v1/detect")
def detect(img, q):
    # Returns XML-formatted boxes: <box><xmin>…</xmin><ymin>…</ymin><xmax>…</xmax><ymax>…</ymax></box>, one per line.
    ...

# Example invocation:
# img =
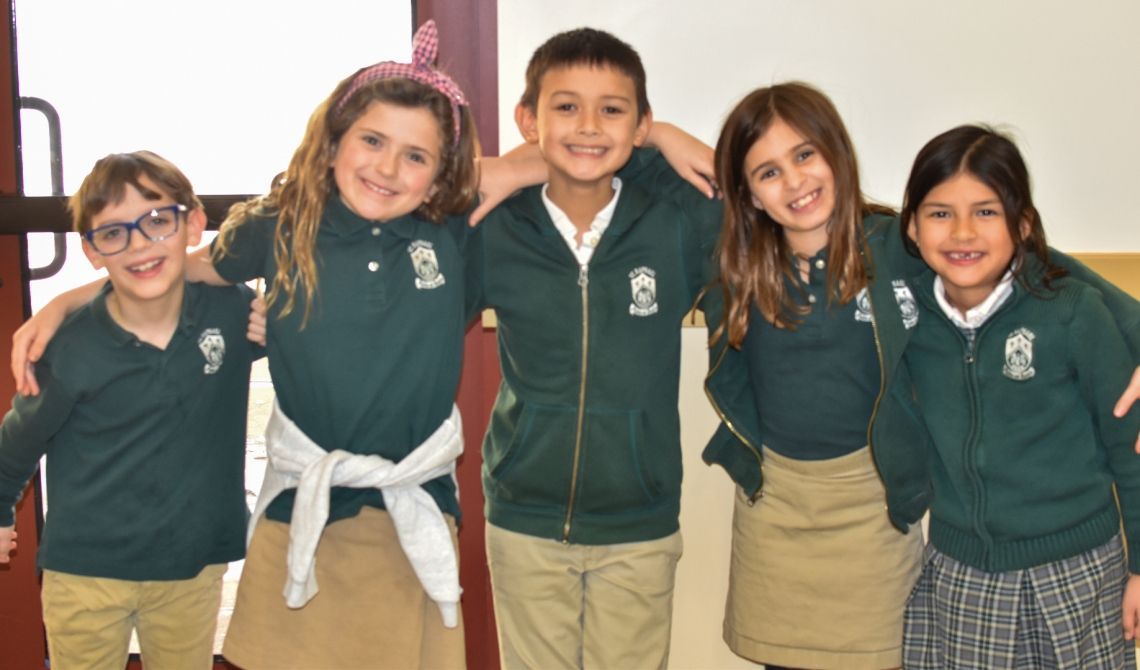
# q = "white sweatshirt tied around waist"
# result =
<box><xmin>250</xmin><ymin>400</ymin><xmax>463</xmax><ymax>627</ymax></box>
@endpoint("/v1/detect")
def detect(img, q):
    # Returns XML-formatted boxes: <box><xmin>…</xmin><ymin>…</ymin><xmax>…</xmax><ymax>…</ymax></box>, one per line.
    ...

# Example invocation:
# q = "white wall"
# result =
<box><xmin>499</xmin><ymin>0</ymin><xmax>1140</xmax><ymax>252</ymax></box>
<box><xmin>498</xmin><ymin>3</ymin><xmax>1140</xmax><ymax>667</ymax></box>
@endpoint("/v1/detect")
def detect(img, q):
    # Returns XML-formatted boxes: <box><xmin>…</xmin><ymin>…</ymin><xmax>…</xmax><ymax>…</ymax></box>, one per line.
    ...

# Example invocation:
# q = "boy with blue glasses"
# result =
<box><xmin>0</xmin><ymin>151</ymin><xmax>260</xmax><ymax>669</ymax></box>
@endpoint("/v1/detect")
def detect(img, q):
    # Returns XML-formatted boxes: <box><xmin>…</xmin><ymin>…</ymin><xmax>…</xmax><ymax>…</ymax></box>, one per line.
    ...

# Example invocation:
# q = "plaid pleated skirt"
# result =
<box><xmin>904</xmin><ymin>534</ymin><xmax>1136</xmax><ymax>669</ymax></box>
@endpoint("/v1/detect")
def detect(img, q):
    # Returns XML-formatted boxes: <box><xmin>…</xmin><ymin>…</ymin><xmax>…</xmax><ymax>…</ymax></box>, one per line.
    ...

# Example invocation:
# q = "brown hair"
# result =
<box><xmin>213</xmin><ymin>76</ymin><xmax>480</xmax><ymax>325</ymax></box>
<box><xmin>714</xmin><ymin>82</ymin><xmax>890</xmax><ymax>346</ymax></box>
<box><xmin>520</xmin><ymin>27</ymin><xmax>650</xmax><ymax>121</ymax></box>
<box><xmin>69</xmin><ymin>151</ymin><xmax>202</xmax><ymax>234</ymax></box>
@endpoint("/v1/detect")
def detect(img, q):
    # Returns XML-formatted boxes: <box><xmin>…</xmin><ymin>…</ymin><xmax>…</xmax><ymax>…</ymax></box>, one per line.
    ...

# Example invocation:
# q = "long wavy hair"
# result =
<box><xmin>714</xmin><ymin>82</ymin><xmax>890</xmax><ymax>347</ymax></box>
<box><xmin>900</xmin><ymin>124</ymin><xmax>1065</xmax><ymax>289</ymax></box>
<box><xmin>214</xmin><ymin>76</ymin><xmax>479</xmax><ymax>325</ymax></box>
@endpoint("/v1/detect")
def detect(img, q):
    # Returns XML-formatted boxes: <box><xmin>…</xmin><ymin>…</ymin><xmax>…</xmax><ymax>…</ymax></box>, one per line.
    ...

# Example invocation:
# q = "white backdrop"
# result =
<box><xmin>497</xmin><ymin>3</ymin><xmax>1139</xmax><ymax>667</ymax></box>
<box><xmin>499</xmin><ymin>0</ymin><xmax>1140</xmax><ymax>252</ymax></box>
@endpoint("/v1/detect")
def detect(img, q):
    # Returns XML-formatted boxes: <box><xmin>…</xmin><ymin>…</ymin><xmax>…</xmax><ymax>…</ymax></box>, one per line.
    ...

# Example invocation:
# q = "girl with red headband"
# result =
<box><xmin>205</xmin><ymin>20</ymin><xmax>477</xmax><ymax>668</ymax></box>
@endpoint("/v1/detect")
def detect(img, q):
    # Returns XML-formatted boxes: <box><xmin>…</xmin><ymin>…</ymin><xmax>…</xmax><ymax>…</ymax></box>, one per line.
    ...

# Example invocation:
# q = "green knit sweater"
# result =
<box><xmin>905</xmin><ymin>263</ymin><xmax>1140</xmax><ymax>573</ymax></box>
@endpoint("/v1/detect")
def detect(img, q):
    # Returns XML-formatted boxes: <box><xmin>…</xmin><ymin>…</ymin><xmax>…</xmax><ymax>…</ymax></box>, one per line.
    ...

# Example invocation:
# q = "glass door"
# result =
<box><xmin>13</xmin><ymin>0</ymin><xmax>413</xmax><ymax>655</ymax></box>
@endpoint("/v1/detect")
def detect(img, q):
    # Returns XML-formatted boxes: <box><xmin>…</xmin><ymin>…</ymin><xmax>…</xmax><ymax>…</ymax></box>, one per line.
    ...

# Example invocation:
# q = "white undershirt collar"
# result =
<box><xmin>541</xmin><ymin>177</ymin><xmax>622</xmax><ymax>266</ymax></box>
<box><xmin>934</xmin><ymin>270</ymin><xmax>1015</xmax><ymax>330</ymax></box>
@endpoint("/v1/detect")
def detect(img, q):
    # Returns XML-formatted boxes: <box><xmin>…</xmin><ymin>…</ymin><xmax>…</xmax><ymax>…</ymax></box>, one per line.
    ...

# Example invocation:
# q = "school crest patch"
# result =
<box><xmin>854</xmin><ymin>287</ymin><xmax>874</xmax><ymax>323</ymax></box>
<box><xmin>408</xmin><ymin>240</ymin><xmax>445</xmax><ymax>290</ymax></box>
<box><xmin>629</xmin><ymin>266</ymin><xmax>658</xmax><ymax>317</ymax></box>
<box><xmin>198</xmin><ymin>328</ymin><xmax>225</xmax><ymax>375</ymax></box>
<box><xmin>891</xmin><ymin>280</ymin><xmax>918</xmax><ymax>329</ymax></box>
<box><xmin>1003</xmin><ymin>327</ymin><xmax>1036</xmax><ymax>381</ymax></box>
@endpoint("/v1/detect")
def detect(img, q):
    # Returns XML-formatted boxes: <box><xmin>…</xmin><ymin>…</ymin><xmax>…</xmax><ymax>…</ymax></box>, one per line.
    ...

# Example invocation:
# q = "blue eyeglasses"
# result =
<box><xmin>84</xmin><ymin>204</ymin><xmax>188</xmax><ymax>255</ymax></box>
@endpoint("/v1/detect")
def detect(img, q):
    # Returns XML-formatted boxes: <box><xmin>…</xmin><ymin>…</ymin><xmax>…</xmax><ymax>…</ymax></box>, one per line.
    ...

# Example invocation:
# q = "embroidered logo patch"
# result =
<box><xmin>1003</xmin><ymin>327</ymin><xmax>1036</xmax><ymax>381</ymax></box>
<box><xmin>408</xmin><ymin>240</ymin><xmax>445</xmax><ymax>290</ymax></box>
<box><xmin>854</xmin><ymin>287</ymin><xmax>874</xmax><ymax>323</ymax></box>
<box><xmin>891</xmin><ymin>280</ymin><xmax>918</xmax><ymax>329</ymax></box>
<box><xmin>629</xmin><ymin>266</ymin><xmax>658</xmax><ymax>316</ymax></box>
<box><xmin>198</xmin><ymin>328</ymin><xmax>225</xmax><ymax>375</ymax></box>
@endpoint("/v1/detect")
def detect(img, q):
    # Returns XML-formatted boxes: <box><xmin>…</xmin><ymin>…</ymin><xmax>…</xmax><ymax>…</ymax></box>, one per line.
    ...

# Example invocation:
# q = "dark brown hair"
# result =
<box><xmin>520</xmin><ymin>28</ymin><xmax>650</xmax><ymax>121</ymax></box>
<box><xmin>900</xmin><ymin>124</ymin><xmax>1064</xmax><ymax>288</ymax></box>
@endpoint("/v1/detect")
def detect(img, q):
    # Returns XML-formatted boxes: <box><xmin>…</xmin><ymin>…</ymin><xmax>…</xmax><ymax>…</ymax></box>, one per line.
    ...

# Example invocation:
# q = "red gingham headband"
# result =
<box><xmin>335</xmin><ymin>20</ymin><xmax>469</xmax><ymax>146</ymax></box>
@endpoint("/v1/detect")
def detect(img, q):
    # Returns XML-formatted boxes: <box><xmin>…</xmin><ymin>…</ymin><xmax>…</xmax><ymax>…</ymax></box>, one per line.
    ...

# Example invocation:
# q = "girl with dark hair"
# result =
<box><xmin>887</xmin><ymin>124</ymin><xmax>1140</xmax><ymax>669</ymax></box>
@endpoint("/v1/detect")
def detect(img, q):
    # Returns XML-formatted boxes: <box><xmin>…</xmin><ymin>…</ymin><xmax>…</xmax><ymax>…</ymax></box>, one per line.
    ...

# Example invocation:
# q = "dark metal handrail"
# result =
<box><xmin>19</xmin><ymin>96</ymin><xmax>66</xmax><ymax>279</ymax></box>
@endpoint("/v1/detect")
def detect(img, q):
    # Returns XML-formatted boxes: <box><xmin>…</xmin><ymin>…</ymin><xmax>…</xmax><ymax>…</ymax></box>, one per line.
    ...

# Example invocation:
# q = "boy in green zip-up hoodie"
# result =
<box><xmin>465</xmin><ymin>28</ymin><xmax>718</xmax><ymax>669</ymax></box>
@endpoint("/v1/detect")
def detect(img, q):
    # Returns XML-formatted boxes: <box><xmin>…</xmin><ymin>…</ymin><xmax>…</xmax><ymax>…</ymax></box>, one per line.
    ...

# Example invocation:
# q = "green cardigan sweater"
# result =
<box><xmin>899</xmin><ymin>262</ymin><xmax>1140</xmax><ymax>572</ymax></box>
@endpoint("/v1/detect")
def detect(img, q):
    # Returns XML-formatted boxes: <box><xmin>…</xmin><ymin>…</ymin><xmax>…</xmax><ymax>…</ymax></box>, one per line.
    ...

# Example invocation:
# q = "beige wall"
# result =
<box><xmin>1075</xmin><ymin>254</ymin><xmax>1140</xmax><ymax>300</ymax></box>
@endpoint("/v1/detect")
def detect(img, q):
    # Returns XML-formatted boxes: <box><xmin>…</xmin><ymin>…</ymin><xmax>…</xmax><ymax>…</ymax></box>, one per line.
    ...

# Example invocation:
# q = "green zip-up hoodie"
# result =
<box><xmin>466</xmin><ymin>170</ymin><xmax>717</xmax><ymax>545</ymax></box>
<box><xmin>892</xmin><ymin>261</ymin><xmax>1140</xmax><ymax>572</ymax></box>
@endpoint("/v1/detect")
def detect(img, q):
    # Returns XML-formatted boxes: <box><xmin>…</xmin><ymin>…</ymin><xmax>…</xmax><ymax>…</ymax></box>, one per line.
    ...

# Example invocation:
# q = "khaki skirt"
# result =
<box><xmin>724</xmin><ymin>446</ymin><xmax>922</xmax><ymax>670</ymax></box>
<box><xmin>222</xmin><ymin>507</ymin><xmax>465</xmax><ymax>670</ymax></box>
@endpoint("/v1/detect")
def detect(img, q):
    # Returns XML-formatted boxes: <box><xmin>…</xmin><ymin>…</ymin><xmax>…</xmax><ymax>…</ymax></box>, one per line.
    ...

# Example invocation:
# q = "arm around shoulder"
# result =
<box><xmin>10</xmin><ymin>278</ymin><xmax>106</xmax><ymax>396</ymax></box>
<box><xmin>468</xmin><ymin>145</ymin><xmax>548</xmax><ymax>226</ymax></box>
<box><xmin>1074</xmin><ymin>288</ymin><xmax>1140</xmax><ymax>561</ymax></box>
<box><xmin>1051</xmin><ymin>249</ymin><xmax>1140</xmax><ymax>355</ymax></box>
<box><xmin>1048</xmin><ymin>251</ymin><xmax>1140</xmax><ymax>433</ymax></box>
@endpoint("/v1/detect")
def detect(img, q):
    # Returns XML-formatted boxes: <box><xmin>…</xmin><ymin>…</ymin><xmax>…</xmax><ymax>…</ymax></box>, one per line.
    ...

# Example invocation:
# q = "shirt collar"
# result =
<box><xmin>541</xmin><ymin>177</ymin><xmax>621</xmax><ymax>264</ymax></box>
<box><xmin>92</xmin><ymin>281</ymin><xmax>197</xmax><ymax>346</ymax></box>
<box><xmin>325</xmin><ymin>191</ymin><xmax>422</xmax><ymax>240</ymax></box>
<box><xmin>934</xmin><ymin>270</ymin><xmax>1015</xmax><ymax>330</ymax></box>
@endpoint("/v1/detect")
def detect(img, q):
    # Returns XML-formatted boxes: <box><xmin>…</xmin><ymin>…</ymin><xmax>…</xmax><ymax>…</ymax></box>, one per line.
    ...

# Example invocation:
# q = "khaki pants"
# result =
<box><xmin>486</xmin><ymin>523</ymin><xmax>682</xmax><ymax>670</ymax></box>
<box><xmin>41</xmin><ymin>563</ymin><xmax>226</xmax><ymax>670</ymax></box>
<box><xmin>222</xmin><ymin>507</ymin><xmax>464</xmax><ymax>670</ymax></box>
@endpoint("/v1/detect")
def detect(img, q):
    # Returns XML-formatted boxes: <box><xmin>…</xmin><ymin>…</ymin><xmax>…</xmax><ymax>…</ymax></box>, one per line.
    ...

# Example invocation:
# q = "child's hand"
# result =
<box><xmin>10</xmin><ymin>304</ymin><xmax>68</xmax><ymax>397</ymax></box>
<box><xmin>0</xmin><ymin>526</ymin><xmax>16</xmax><ymax>564</ymax></box>
<box><xmin>248</xmin><ymin>296</ymin><xmax>268</xmax><ymax>347</ymax></box>
<box><xmin>646</xmin><ymin>122</ymin><xmax>717</xmax><ymax>199</ymax></box>
<box><xmin>1114</xmin><ymin>366</ymin><xmax>1140</xmax><ymax>453</ymax></box>
<box><xmin>1123</xmin><ymin>574</ymin><xmax>1140</xmax><ymax>639</ymax></box>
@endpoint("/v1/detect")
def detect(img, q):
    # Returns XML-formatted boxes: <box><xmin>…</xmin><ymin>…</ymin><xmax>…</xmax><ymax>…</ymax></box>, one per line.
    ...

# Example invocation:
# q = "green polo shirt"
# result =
<box><xmin>743</xmin><ymin>247</ymin><xmax>880</xmax><ymax>460</ymax></box>
<box><xmin>0</xmin><ymin>281</ymin><xmax>258</xmax><ymax>581</ymax></box>
<box><xmin>212</xmin><ymin>195</ymin><xmax>466</xmax><ymax>524</ymax></box>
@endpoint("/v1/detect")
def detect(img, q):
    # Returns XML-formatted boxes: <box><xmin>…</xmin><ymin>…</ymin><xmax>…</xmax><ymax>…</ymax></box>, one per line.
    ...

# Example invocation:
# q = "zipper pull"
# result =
<box><xmin>964</xmin><ymin>328</ymin><xmax>977</xmax><ymax>364</ymax></box>
<box><xmin>578</xmin><ymin>264</ymin><xmax>589</xmax><ymax>287</ymax></box>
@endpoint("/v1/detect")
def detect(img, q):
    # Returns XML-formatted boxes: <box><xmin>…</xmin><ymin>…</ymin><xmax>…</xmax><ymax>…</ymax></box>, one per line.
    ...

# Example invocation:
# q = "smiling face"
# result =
<box><xmin>742</xmin><ymin>117</ymin><xmax>837</xmax><ymax>256</ymax></box>
<box><xmin>331</xmin><ymin>100</ymin><xmax>444</xmax><ymax>222</ymax></box>
<box><xmin>517</xmin><ymin>64</ymin><xmax>651</xmax><ymax>198</ymax></box>
<box><xmin>908</xmin><ymin>171</ymin><xmax>1021</xmax><ymax>311</ymax></box>
<box><xmin>82</xmin><ymin>175</ymin><xmax>204</xmax><ymax>308</ymax></box>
